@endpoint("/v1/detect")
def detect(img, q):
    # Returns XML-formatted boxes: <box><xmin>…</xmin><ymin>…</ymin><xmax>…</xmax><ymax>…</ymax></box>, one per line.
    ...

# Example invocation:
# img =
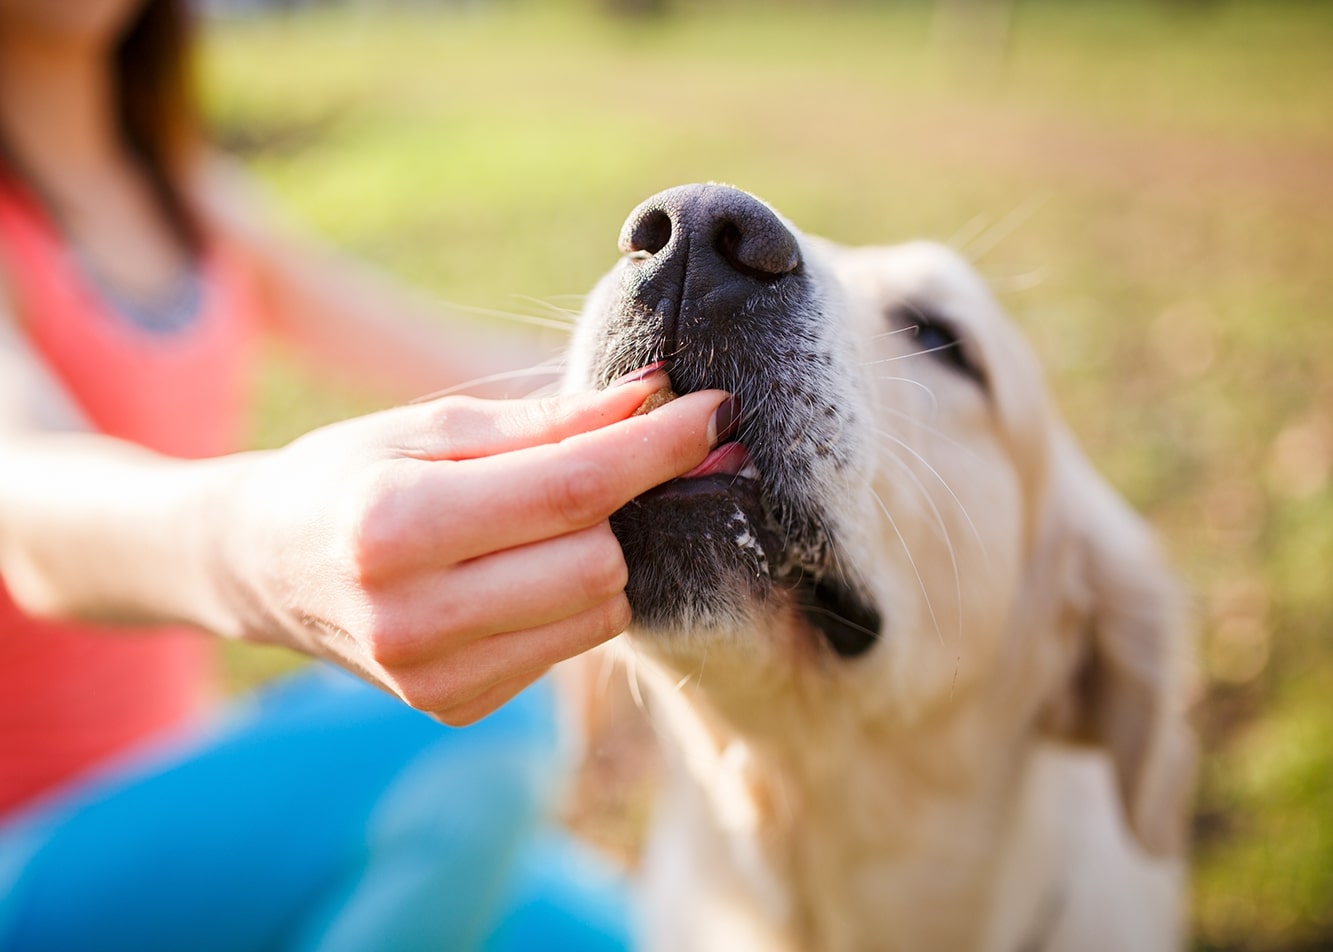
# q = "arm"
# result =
<box><xmin>194</xmin><ymin>157</ymin><xmax>559</xmax><ymax>402</ymax></box>
<box><xmin>1</xmin><ymin>288</ymin><xmax>725</xmax><ymax>723</ymax></box>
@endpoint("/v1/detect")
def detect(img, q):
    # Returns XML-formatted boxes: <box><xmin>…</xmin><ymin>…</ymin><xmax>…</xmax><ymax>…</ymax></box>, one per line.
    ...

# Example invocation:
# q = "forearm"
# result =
<box><xmin>196</xmin><ymin>156</ymin><xmax>558</xmax><ymax>402</ymax></box>
<box><xmin>0</xmin><ymin>432</ymin><xmax>251</xmax><ymax>637</ymax></box>
<box><xmin>260</xmin><ymin>247</ymin><xmax>559</xmax><ymax>403</ymax></box>
<box><xmin>0</xmin><ymin>375</ymin><xmax>728</xmax><ymax>724</ymax></box>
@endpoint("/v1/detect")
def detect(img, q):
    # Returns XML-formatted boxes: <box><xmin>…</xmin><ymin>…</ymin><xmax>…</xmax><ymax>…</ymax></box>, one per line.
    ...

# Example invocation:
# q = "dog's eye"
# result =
<box><xmin>894</xmin><ymin>305</ymin><xmax>987</xmax><ymax>388</ymax></box>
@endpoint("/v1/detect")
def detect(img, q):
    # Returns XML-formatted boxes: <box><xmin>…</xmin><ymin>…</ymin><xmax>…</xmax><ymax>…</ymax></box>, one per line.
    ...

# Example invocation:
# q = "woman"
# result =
<box><xmin>0</xmin><ymin>1</ymin><xmax>731</xmax><ymax>947</ymax></box>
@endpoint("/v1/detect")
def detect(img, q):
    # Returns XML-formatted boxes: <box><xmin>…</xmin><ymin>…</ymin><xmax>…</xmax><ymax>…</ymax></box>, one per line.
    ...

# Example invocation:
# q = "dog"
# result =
<box><xmin>562</xmin><ymin>184</ymin><xmax>1196</xmax><ymax>952</ymax></box>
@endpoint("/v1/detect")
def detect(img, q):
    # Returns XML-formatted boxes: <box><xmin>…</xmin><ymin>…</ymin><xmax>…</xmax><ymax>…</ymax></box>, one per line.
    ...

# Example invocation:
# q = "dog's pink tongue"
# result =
<box><xmin>681</xmin><ymin>442</ymin><xmax>751</xmax><ymax>479</ymax></box>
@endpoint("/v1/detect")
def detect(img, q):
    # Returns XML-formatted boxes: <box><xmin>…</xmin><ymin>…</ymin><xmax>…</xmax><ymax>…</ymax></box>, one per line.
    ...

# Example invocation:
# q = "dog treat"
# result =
<box><xmin>633</xmin><ymin>386</ymin><xmax>679</xmax><ymax>416</ymax></box>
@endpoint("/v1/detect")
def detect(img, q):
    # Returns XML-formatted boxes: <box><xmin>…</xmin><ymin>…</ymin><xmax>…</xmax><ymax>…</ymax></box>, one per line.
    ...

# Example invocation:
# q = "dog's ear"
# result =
<box><xmin>1038</xmin><ymin>438</ymin><xmax>1197</xmax><ymax>858</ymax></box>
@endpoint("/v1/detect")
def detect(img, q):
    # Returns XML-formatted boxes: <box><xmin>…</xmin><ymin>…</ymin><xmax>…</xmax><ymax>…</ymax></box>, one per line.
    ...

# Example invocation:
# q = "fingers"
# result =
<box><xmin>431</xmin><ymin>668</ymin><xmax>548</xmax><ymax>728</ymax></box>
<box><xmin>363</xmin><ymin>522</ymin><xmax>627</xmax><ymax>664</ymax></box>
<box><xmin>345</xmin><ymin>386</ymin><xmax>728</xmax><ymax>573</ymax></box>
<box><xmin>281</xmin><ymin>368</ymin><xmax>728</xmax><ymax>726</ymax></box>
<box><xmin>391</xmin><ymin>366</ymin><xmax>672</xmax><ymax>461</ymax></box>
<box><xmin>410</xmin><ymin>388</ymin><xmax>731</xmax><ymax>563</ymax></box>
<box><xmin>384</xmin><ymin>595</ymin><xmax>631</xmax><ymax>722</ymax></box>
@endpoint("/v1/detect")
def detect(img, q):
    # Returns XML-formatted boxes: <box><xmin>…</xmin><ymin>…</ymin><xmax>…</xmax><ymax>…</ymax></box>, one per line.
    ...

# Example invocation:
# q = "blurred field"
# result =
<box><xmin>200</xmin><ymin>2</ymin><xmax>1333</xmax><ymax>948</ymax></box>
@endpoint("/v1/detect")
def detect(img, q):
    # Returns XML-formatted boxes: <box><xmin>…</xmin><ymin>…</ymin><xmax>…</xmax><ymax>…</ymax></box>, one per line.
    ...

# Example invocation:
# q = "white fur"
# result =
<box><xmin>565</xmin><ymin>203</ymin><xmax>1195</xmax><ymax>952</ymax></box>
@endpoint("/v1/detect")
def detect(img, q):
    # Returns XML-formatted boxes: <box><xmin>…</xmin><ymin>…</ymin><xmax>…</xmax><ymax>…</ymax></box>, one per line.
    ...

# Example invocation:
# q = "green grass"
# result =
<box><xmin>200</xmin><ymin>2</ymin><xmax>1333</xmax><ymax>947</ymax></box>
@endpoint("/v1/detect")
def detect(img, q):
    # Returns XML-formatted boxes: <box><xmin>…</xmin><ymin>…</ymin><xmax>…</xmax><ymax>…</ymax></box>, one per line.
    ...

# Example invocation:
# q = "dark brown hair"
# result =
<box><xmin>0</xmin><ymin>0</ymin><xmax>202</xmax><ymax>251</ymax></box>
<box><xmin>115</xmin><ymin>0</ymin><xmax>202</xmax><ymax>250</ymax></box>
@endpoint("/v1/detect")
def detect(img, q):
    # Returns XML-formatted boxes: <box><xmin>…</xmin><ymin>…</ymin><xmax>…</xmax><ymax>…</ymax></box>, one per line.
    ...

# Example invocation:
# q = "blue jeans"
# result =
<box><xmin>0</xmin><ymin>666</ymin><xmax>629</xmax><ymax>951</ymax></box>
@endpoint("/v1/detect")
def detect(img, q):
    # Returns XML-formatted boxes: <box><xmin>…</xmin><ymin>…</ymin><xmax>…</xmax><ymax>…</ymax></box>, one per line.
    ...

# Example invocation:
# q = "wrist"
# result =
<box><xmin>171</xmin><ymin>450</ymin><xmax>274</xmax><ymax>642</ymax></box>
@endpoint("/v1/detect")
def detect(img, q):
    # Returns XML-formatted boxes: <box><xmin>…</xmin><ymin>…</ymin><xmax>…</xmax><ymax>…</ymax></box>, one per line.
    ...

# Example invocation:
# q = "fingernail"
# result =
<box><xmin>707</xmin><ymin>395</ymin><xmax>741</xmax><ymax>447</ymax></box>
<box><xmin>610</xmin><ymin>361</ymin><xmax>669</xmax><ymax>388</ymax></box>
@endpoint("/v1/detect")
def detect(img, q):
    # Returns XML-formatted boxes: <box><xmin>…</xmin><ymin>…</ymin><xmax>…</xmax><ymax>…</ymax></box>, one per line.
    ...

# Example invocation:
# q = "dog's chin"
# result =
<box><xmin>611</xmin><ymin>474</ymin><xmax>882</xmax><ymax>660</ymax></box>
<box><xmin>611</xmin><ymin>473</ymin><xmax>777</xmax><ymax>633</ymax></box>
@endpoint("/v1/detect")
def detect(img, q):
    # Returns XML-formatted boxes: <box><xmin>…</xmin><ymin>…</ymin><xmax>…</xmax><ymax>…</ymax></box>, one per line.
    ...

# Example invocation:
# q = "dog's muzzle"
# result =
<box><xmin>589</xmin><ymin>184</ymin><xmax>881</xmax><ymax>657</ymax></box>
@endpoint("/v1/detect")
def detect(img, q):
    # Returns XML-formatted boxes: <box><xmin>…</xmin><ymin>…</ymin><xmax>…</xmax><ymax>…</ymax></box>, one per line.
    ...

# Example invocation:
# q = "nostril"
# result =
<box><xmin>618</xmin><ymin>185</ymin><xmax>801</xmax><ymax>287</ymax></box>
<box><xmin>621</xmin><ymin>208</ymin><xmax>673</xmax><ymax>257</ymax></box>
<box><xmin>714</xmin><ymin>219</ymin><xmax>800</xmax><ymax>282</ymax></box>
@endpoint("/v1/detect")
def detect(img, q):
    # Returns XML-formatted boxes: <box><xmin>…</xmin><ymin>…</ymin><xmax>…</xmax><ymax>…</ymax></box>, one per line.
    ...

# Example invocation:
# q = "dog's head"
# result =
<box><xmin>566</xmin><ymin>184</ymin><xmax>1193</xmax><ymax>856</ymax></box>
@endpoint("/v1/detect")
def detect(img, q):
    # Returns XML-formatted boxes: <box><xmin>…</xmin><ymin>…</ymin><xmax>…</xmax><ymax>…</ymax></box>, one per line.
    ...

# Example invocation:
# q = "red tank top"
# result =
<box><xmin>0</xmin><ymin>175</ymin><xmax>259</xmax><ymax>816</ymax></box>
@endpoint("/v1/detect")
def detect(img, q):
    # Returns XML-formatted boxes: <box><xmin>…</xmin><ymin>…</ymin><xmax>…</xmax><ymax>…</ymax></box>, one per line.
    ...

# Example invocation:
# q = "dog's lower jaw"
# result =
<box><xmin>610</xmin><ymin>478</ymin><xmax>882</xmax><ymax>658</ymax></box>
<box><xmin>630</xmin><ymin>642</ymin><xmax>1003</xmax><ymax>952</ymax></box>
<box><xmin>630</xmin><ymin>654</ymin><xmax>1186</xmax><ymax>952</ymax></box>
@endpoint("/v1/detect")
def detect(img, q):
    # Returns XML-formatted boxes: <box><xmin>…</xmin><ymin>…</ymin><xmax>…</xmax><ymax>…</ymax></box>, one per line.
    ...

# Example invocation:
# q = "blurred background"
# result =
<box><xmin>202</xmin><ymin>1</ymin><xmax>1333</xmax><ymax>949</ymax></box>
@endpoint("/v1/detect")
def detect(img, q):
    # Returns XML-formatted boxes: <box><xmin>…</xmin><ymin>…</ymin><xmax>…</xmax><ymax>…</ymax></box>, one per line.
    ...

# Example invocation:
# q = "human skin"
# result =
<box><xmin>0</xmin><ymin>354</ymin><xmax>729</xmax><ymax>725</ymax></box>
<box><xmin>0</xmin><ymin>0</ymin><xmax>734</xmax><ymax>725</ymax></box>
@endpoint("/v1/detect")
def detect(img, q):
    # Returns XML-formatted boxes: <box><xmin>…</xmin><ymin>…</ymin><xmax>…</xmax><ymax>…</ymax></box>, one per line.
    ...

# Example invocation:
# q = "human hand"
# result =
<box><xmin>206</xmin><ymin>367</ymin><xmax>731</xmax><ymax>725</ymax></box>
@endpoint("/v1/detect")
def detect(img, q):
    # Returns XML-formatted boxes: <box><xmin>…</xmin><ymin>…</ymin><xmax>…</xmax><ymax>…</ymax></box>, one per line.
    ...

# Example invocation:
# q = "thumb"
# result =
<box><xmin>389</xmin><ymin>364</ymin><xmax>672</xmax><ymax>461</ymax></box>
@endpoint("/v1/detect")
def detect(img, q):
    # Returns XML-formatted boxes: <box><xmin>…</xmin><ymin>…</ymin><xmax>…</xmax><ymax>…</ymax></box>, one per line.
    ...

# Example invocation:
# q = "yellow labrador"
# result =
<box><xmin>564</xmin><ymin>185</ymin><xmax>1195</xmax><ymax>952</ymax></box>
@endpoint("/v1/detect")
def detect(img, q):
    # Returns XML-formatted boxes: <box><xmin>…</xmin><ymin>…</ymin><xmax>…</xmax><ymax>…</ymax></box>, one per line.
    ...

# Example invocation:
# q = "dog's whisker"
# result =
<box><xmin>736</xmin><ymin>403</ymin><xmax>766</xmax><ymax>435</ymax></box>
<box><xmin>878</xmin><ymin>450</ymin><xmax>965</xmax><ymax>647</ymax></box>
<box><xmin>807</xmin><ymin>507</ymin><xmax>851</xmax><ymax>589</ymax></box>
<box><xmin>408</xmin><ymin>361</ymin><xmax>566</xmax><ymax>403</ymax></box>
<box><xmin>525</xmin><ymin>380</ymin><xmax>565</xmax><ymax>399</ymax></box>
<box><xmin>795</xmin><ymin>600</ymin><xmax>881</xmax><ymax>641</ymax></box>
<box><xmin>867</xmin><ymin>325</ymin><xmax>921</xmax><ymax>343</ymax></box>
<box><xmin>959</xmin><ymin>194</ymin><xmax>1047</xmax><ymax>263</ymax></box>
<box><xmin>868</xmin><ymin>486</ymin><xmax>945</xmax><ymax>647</ymax></box>
<box><xmin>440</xmin><ymin>299</ymin><xmax>580</xmax><ymax>333</ymax></box>
<box><xmin>980</xmin><ymin>265</ymin><xmax>1050</xmax><ymax>294</ymax></box>
<box><xmin>623</xmin><ymin>638</ymin><xmax>688</xmax><ymax>753</ymax></box>
<box><xmin>946</xmin><ymin>212</ymin><xmax>992</xmax><ymax>254</ymax></box>
<box><xmin>873</xmin><ymin>427</ymin><xmax>991</xmax><ymax>570</ymax></box>
<box><xmin>872</xmin><ymin>404</ymin><xmax>988</xmax><ymax>466</ymax></box>
<box><xmin>859</xmin><ymin>342</ymin><xmax>967</xmax><ymax>367</ymax></box>
<box><xmin>622</xmin><ymin>641</ymin><xmax>648</xmax><ymax>715</ymax></box>
<box><xmin>874</xmin><ymin>375</ymin><xmax>940</xmax><ymax>414</ymax></box>
<box><xmin>510</xmin><ymin>293</ymin><xmax>582</xmax><ymax>321</ymax></box>
<box><xmin>595</xmin><ymin>642</ymin><xmax>619</xmax><ymax>701</ymax></box>
<box><xmin>538</xmin><ymin>292</ymin><xmax>588</xmax><ymax>304</ymax></box>
<box><xmin>894</xmin><ymin>298</ymin><xmax>946</xmax><ymax>327</ymax></box>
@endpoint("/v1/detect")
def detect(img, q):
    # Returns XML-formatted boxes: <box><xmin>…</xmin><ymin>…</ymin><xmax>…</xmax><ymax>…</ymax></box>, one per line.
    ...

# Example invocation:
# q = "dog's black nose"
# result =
<box><xmin>620</xmin><ymin>184</ymin><xmax>800</xmax><ymax>280</ymax></box>
<box><xmin>616</xmin><ymin>186</ymin><xmax>800</xmax><ymax>349</ymax></box>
